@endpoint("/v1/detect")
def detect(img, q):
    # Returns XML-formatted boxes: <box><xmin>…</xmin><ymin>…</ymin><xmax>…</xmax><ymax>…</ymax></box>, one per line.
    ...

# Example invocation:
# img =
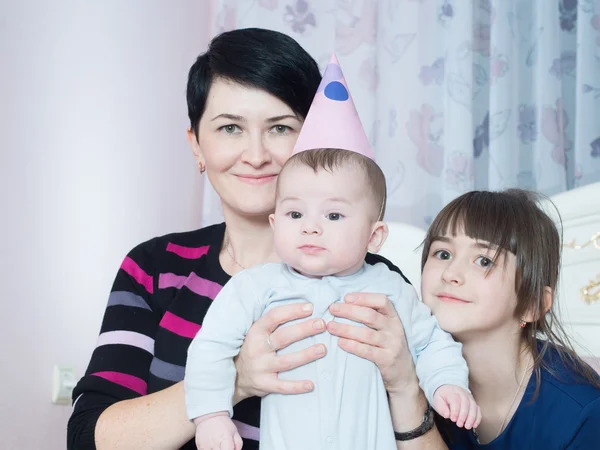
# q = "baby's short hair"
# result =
<box><xmin>278</xmin><ymin>148</ymin><xmax>387</xmax><ymax>221</ymax></box>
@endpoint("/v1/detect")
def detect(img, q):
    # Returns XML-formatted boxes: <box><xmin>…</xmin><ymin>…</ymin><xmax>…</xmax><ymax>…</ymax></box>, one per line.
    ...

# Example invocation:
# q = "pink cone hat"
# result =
<box><xmin>293</xmin><ymin>53</ymin><xmax>374</xmax><ymax>159</ymax></box>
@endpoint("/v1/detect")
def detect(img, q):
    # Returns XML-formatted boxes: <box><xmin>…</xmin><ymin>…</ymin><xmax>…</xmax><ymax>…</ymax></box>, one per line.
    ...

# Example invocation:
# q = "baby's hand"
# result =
<box><xmin>433</xmin><ymin>385</ymin><xmax>481</xmax><ymax>430</ymax></box>
<box><xmin>194</xmin><ymin>412</ymin><xmax>243</xmax><ymax>450</ymax></box>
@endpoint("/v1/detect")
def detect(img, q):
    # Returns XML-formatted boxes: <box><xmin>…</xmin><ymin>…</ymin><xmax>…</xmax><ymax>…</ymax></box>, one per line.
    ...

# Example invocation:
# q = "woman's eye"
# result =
<box><xmin>327</xmin><ymin>213</ymin><xmax>342</xmax><ymax>221</ymax></box>
<box><xmin>289</xmin><ymin>211</ymin><xmax>302</xmax><ymax>219</ymax></box>
<box><xmin>433</xmin><ymin>249</ymin><xmax>451</xmax><ymax>260</ymax></box>
<box><xmin>272</xmin><ymin>125</ymin><xmax>290</xmax><ymax>134</ymax></box>
<box><xmin>475</xmin><ymin>256</ymin><xmax>494</xmax><ymax>268</ymax></box>
<box><xmin>221</xmin><ymin>125</ymin><xmax>240</xmax><ymax>134</ymax></box>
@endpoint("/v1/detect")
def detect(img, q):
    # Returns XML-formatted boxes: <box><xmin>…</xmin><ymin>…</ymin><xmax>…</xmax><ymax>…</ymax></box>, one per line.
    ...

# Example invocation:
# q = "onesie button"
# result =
<box><xmin>326</xmin><ymin>436</ymin><xmax>334</xmax><ymax>444</ymax></box>
<box><xmin>322</xmin><ymin>371</ymin><xmax>332</xmax><ymax>380</ymax></box>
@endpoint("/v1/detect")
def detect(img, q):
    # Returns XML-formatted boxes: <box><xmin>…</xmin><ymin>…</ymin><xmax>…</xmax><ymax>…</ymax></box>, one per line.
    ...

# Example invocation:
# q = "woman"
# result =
<box><xmin>420</xmin><ymin>189</ymin><xmax>600</xmax><ymax>448</ymax></box>
<box><xmin>67</xmin><ymin>28</ymin><xmax>441</xmax><ymax>450</ymax></box>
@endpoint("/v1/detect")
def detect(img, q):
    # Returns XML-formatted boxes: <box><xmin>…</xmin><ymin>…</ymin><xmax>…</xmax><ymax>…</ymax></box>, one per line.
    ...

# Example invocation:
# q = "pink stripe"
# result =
<box><xmin>166</xmin><ymin>242</ymin><xmax>210</xmax><ymax>259</ymax></box>
<box><xmin>159</xmin><ymin>311</ymin><xmax>201</xmax><ymax>339</ymax></box>
<box><xmin>232</xmin><ymin>420</ymin><xmax>260</xmax><ymax>441</ymax></box>
<box><xmin>121</xmin><ymin>257</ymin><xmax>153</xmax><ymax>294</ymax></box>
<box><xmin>97</xmin><ymin>330</ymin><xmax>154</xmax><ymax>355</ymax></box>
<box><xmin>158</xmin><ymin>273</ymin><xmax>187</xmax><ymax>290</ymax></box>
<box><xmin>158</xmin><ymin>272</ymin><xmax>222</xmax><ymax>300</ymax></box>
<box><xmin>91</xmin><ymin>371</ymin><xmax>147</xmax><ymax>395</ymax></box>
<box><xmin>188</xmin><ymin>272</ymin><xmax>222</xmax><ymax>299</ymax></box>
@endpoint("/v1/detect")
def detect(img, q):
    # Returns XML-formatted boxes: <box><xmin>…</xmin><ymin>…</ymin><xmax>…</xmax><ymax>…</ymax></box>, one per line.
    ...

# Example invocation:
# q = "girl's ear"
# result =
<box><xmin>522</xmin><ymin>286</ymin><xmax>553</xmax><ymax>323</ymax></box>
<box><xmin>367</xmin><ymin>222</ymin><xmax>389</xmax><ymax>253</ymax></box>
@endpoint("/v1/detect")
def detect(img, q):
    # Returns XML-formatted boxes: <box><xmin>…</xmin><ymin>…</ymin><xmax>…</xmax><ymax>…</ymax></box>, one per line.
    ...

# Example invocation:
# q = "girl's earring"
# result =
<box><xmin>519</xmin><ymin>319</ymin><xmax>527</xmax><ymax>328</ymax></box>
<box><xmin>198</xmin><ymin>161</ymin><xmax>206</xmax><ymax>174</ymax></box>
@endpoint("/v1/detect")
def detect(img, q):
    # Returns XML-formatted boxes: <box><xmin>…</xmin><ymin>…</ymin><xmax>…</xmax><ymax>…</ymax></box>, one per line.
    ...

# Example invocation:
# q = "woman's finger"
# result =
<box><xmin>337</xmin><ymin>337</ymin><xmax>385</xmax><ymax>364</ymax></box>
<box><xmin>273</xmin><ymin>344</ymin><xmax>327</xmax><ymax>373</ymax></box>
<box><xmin>266</xmin><ymin>377</ymin><xmax>316</xmax><ymax>395</ymax></box>
<box><xmin>344</xmin><ymin>292</ymin><xmax>397</xmax><ymax>317</ymax></box>
<box><xmin>257</xmin><ymin>302</ymin><xmax>314</xmax><ymax>334</ymax></box>
<box><xmin>329</xmin><ymin>303</ymin><xmax>384</xmax><ymax>329</ymax></box>
<box><xmin>269</xmin><ymin>318</ymin><xmax>325</xmax><ymax>351</ymax></box>
<box><xmin>326</xmin><ymin>321</ymin><xmax>385</xmax><ymax>347</ymax></box>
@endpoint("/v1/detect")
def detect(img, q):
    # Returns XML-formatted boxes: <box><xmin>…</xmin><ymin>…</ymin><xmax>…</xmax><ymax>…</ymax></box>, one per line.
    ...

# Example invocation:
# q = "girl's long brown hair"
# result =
<box><xmin>421</xmin><ymin>189</ymin><xmax>600</xmax><ymax>398</ymax></box>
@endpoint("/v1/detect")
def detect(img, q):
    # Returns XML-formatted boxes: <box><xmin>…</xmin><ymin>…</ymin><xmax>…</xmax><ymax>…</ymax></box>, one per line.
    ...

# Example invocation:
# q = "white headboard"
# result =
<box><xmin>549</xmin><ymin>182</ymin><xmax>600</xmax><ymax>358</ymax></box>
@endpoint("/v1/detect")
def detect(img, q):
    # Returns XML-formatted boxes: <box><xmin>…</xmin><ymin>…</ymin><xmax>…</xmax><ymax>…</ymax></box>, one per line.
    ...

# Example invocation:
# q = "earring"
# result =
<box><xmin>519</xmin><ymin>319</ymin><xmax>527</xmax><ymax>328</ymax></box>
<box><xmin>198</xmin><ymin>161</ymin><xmax>206</xmax><ymax>174</ymax></box>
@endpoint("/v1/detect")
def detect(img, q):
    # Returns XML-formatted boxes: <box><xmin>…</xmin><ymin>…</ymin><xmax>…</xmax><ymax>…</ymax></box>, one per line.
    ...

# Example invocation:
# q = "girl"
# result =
<box><xmin>420</xmin><ymin>189</ymin><xmax>600</xmax><ymax>448</ymax></box>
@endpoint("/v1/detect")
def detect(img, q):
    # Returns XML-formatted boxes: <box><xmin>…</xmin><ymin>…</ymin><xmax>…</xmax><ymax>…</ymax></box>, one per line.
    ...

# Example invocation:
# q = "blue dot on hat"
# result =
<box><xmin>324</xmin><ymin>81</ymin><xmax>349</xmax><ymax>101</ymax></box>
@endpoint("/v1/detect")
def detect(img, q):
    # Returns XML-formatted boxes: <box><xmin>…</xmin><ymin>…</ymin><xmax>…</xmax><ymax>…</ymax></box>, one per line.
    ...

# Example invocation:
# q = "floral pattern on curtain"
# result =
<box><xmin>201</xmin><ymin>0</ymin><xmax>600</xmax><ymax>228</ymax></box>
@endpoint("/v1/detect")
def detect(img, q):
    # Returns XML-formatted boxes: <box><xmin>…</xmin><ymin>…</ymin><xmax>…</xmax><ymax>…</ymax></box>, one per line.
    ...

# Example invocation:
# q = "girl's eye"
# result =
<box><xmin>271</xmin><ymin>125</ymin><xmax>291</xmax><ymax>134</ymax></box>
<box><xmin>433</xmin><ymin>249</ymin><xmax>451</xmax><ymax>260</ymax></box>
<box><xmin>327</xmin><ymin>213</ymin><xmax>342</xmax><ymax>221</ymax></box>
<box><xmin>475</xmin><ymin>256</ymin><xmax>494</xmax><ymax>268</ymax></box>
<box><xmin>289</xmin><ymin>211</ymin><xmax>302</xmax><ymax>219</ymax></box>
<box><xmin>221</xmin><ymin>124</ymin><xmax>240</xmax><ymax>134</ymax></box>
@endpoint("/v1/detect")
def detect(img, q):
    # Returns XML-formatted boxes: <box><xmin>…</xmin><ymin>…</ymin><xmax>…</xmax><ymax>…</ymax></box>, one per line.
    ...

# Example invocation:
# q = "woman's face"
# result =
<box><xmin>420</xmin><ymin>231</ymin><xmax>520</xmax><ymax>341</ymax></box>
<box><xmin>190</xmin><ymin>78</ymin><xmax>303</xmax><ymax>219</ymax></box>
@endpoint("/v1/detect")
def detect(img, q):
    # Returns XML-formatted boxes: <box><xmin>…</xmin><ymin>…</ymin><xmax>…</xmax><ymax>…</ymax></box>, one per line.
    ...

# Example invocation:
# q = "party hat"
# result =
<box><xmin>293</xmin><ymin>53</ymin><xmax>374</xmax><ymax>159</ymax></box>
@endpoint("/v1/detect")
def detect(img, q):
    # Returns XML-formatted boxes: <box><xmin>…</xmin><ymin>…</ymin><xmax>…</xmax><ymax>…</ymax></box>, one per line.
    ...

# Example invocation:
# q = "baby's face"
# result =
<box><xmin>270</xmin><ymin>163</ymin><xmax>382</xmax><ymax>277</ymax></box>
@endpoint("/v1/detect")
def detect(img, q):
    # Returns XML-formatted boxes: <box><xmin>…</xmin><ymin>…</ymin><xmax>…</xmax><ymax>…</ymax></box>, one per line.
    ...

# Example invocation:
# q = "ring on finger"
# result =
<box><xmin>266</xmin><ymin>334</ymin><xmax>277</xmax><ymax>352</ymax></box>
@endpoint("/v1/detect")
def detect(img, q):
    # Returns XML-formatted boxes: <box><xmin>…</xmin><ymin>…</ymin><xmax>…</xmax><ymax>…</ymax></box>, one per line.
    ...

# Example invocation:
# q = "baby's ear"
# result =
<box><xmin>367</xmin><ymin>221</ymin><xmax>388</xmax><ymax>253</ymax></box>
<box><xmin>268</xmin><ymin>213</ymin><xmax>276</xmax><ymax>230</ymax></box>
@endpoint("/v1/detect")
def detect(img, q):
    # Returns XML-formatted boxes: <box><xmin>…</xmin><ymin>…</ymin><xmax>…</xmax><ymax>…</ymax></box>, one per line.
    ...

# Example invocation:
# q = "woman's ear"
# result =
<box><xmin>367</xmin><ymin>222</ymin><xmax>389</xmax><ymax>253</ymax></box>
<box><xmin>187</xmin><ymin>128</ymin><xmax>204</xmax><ymax>166</ymax></box>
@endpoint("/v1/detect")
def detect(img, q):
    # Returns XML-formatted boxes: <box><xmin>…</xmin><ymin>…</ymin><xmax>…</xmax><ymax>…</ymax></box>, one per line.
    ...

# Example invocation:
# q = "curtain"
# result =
<box><xmin>201</xmin><ymin>0</ymin><xmax>600</xmax><ymax>228</ymax></box>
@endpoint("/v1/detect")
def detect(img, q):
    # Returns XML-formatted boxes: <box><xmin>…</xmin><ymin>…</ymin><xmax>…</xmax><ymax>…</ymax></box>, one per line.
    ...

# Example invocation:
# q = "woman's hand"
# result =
<box><xmin>326</xmin><ymin>292</ymin><xmax>418</xmax><ymax>395</ymax></box>
<box><xmin>234</xmin><ymin>302</ymin><xmax>327</xmax><ymax>402</ymax></box>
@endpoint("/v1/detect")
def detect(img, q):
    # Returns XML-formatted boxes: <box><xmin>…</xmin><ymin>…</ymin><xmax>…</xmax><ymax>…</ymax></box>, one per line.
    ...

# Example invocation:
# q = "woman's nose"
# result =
<box><xmin>240</xmin><ymin>134</ymin><xmax>272</xmax><ymax>168</ymax></box>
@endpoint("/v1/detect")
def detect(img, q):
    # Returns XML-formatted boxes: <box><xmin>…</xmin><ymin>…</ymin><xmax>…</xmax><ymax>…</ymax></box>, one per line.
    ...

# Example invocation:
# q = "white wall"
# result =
<box><xmin>0</xmin><ymin>1</ymin><xmax>211</xmax><ymax>448</ymax></box>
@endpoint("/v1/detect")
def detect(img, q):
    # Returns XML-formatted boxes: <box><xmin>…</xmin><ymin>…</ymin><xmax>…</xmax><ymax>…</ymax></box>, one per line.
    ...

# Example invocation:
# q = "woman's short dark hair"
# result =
<box><xmin>187</xmin><ymin>27</ymin><xmax>322</xmax><ymax>137</ymax></box>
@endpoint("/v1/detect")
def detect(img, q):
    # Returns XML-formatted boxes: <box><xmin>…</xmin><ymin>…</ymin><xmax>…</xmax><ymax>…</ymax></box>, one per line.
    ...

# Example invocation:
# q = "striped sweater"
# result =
<box><xmin>67</xmin><ymin>222</ymin><xmax>405</xmax><ymax>450</ymax></box>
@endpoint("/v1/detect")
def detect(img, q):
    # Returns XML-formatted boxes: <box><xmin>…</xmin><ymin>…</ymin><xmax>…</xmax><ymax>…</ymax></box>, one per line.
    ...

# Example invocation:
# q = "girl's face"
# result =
<box><xmin>189</xmin><ymin>78</ymin><xmax>303</xmax><ymax>218</ymax></box>
<box><xmin>421</xmin><ymin>231</ymin><xmax>521</xmax><ymax>341</ymax></box>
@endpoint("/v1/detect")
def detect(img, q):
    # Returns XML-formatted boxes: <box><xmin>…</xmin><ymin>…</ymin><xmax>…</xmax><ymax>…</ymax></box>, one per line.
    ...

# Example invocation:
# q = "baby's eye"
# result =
<box><xmin>433</xmin><ymin>249</ymin><xmax>451</xmax><ymax>260</ymax></box>
<box><xmin>475</xmin><ymin>256</ymin><xmax>494</xmax><ymax>268</ymax></box>
<box><xmin>327</xmin><ymin>213</ymin><xmax>342</xmax><ymax>221</ymax></box>
<box><xmin>289</xmin><ymin>211</ymin><xmax>302</xmax><ymax>219</ymax></box>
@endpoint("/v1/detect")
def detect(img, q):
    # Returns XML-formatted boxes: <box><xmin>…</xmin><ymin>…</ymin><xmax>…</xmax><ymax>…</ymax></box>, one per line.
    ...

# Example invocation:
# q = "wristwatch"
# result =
<box><xmin>394</xmin><ymin>403</ymin><xmax>434</xmax><ymax>441</ymax></box>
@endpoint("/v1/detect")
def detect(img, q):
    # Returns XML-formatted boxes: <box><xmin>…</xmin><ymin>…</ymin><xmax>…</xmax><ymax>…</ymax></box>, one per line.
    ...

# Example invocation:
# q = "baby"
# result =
<box><xmin>184</xmin><ymin>148</ymin><xmax>478</xmax><ymax>450</ymax></box>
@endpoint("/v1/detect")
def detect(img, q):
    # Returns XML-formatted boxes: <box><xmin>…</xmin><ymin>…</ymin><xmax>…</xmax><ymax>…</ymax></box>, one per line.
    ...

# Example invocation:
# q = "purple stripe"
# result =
<box><xmin>149</xmin><ymin>357</ymin><xmax>185</xmax><ymax>382</ymax></box>
<box><xmin>107</xmin><ymin>291</ymin><xmax>151</xmax><ymax>310</ymax></box>
<box><xmin>158</xmin><ymin>272</ymin><xmax>222</xmax><ymax>300</ymax></box>
<box><xmin>232</xmin><ymin>420</ymin><xmax>260</xmax><ymax>441</ymax></box>
<box><xmin>166</xmin><ymin>242</ymin><xmax>210</xmax><ymax>259</ymax></box>
<box><xmin>187</xmin><ymin>272</ymin><xmax>222</xmax><ymax>299</ymax></box>
<box><xmin>97</xmin><ymin>330</ymin><xmax>154</xmax><ymax>355</ymax></box>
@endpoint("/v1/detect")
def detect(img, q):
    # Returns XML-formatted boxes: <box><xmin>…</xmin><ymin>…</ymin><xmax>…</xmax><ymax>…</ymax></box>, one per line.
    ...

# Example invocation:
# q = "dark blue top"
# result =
<box><xmin>440</xmin><ymin>347</ymin><xmax>600</xmax><ymax>449</ymax></box>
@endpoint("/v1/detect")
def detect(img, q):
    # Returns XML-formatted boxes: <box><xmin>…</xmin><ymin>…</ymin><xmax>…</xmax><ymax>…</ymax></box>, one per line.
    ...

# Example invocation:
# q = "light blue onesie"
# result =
<box><xmin>185</xmin><ymin>262</ymin><xmax>468</xmax><ymax>450</ymax></box>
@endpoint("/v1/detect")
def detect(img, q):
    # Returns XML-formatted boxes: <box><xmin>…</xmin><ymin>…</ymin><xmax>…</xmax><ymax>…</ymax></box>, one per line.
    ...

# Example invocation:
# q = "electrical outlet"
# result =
<box><xmin>52</xmin><ymin>365</ymin><xmax>77</xmax><ymax>405</ymax></box>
